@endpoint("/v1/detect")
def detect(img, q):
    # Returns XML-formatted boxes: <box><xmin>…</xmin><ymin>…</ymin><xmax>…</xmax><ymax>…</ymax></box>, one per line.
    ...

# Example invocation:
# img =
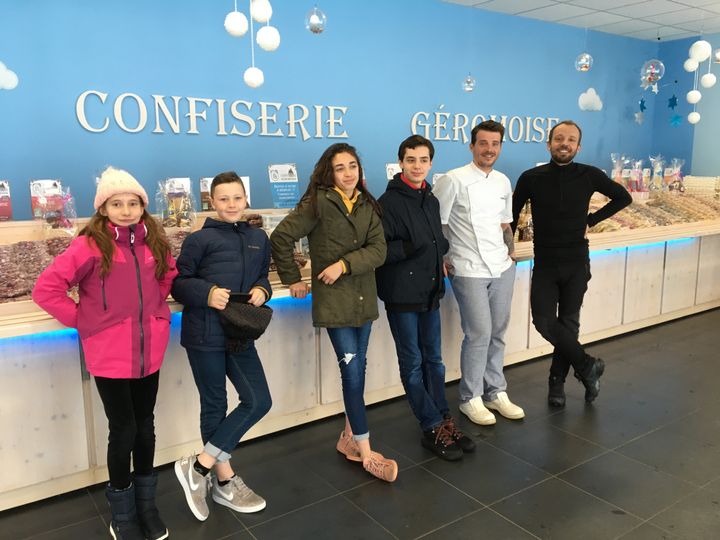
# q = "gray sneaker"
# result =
<box><xmin>212</xmin><ymin>475</ymin><xmax>266</xmax><ymax>513</ymax></box>
<box><xmin>174</xmin><ymin>456</ymin><xmax>210</xmax><ymax>521</ymax></box>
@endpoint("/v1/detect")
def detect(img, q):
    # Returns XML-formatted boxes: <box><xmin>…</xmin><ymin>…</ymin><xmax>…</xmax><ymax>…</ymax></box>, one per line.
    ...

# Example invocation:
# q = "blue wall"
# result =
<box><xmin>652</xmin><ymin>36</ymin><xmax>699</xmax><ymax>172</ymax></box>
<box><xmin>0</xmin><ymin>0</ymin><xmax>693</xmax><ymax>220</ymax></box>
<box><xmin>689</xmin><ymin>32</ymin><xmax>720</xmax><ymax>176</ymax></box>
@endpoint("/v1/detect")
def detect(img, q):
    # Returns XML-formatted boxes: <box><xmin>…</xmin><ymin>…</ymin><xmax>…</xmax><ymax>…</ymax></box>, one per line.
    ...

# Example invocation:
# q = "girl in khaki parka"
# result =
<box><xmin>270</xmin><ymin>143</ymin><xmax>398</xmax><ymax>482</ymax></box>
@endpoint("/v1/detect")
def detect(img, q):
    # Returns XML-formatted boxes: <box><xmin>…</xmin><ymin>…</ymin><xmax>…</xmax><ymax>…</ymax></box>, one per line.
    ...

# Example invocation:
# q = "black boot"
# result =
<box><xmin>134</xmin><ymin>472</ymin><xmax>169</xmax><ymax>540</ymax></box>
<box><xmin>575</xmin><ymin>356</ymin><xmax>605</xmax><ymax>403</ymax></box>
<box><xmin>548</xmin><ymin>375</ymin><xmax>566</xmax><ymax>408</ymax></box>
<box><xmin>105</xmin><ymin>484</ymin><xmax>145</xmax><ymax>540</ymax></box>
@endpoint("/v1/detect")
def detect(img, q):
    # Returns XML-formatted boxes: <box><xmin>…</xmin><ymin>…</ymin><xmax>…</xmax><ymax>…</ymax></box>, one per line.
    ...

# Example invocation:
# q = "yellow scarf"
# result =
<box><xmin>333</xmin><ymin>186</ymin><xmax>359</xmax><ymax>213</ymax></box>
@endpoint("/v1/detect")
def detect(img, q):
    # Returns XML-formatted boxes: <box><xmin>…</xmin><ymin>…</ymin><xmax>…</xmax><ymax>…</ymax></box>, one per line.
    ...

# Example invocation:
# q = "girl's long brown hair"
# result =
<box><xmin>299</xmin><ymin>143</ymin><xmax>382</xmax><ymax>218</ymax></box>
<box><xmin>79</xmin><ymin>208</ymin><xmax>171</xmax><ymax>278</ymax></box>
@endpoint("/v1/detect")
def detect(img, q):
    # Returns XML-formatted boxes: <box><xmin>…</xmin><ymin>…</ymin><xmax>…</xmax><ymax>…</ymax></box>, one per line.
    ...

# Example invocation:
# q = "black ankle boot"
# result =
<box><xmin>105</xmin><ymin>484</ymin><xmax>145</xmax><ymax>540</ymax></box>
<box><xmin>134</xmin><ymin>472</ymin><xmax>168</xmax><ymax>540</ymax></box>
<box><xmin>575</xmin><ymin>356</ymin><xmax>605</xmax><ymax>403</ymax></box>
<box><xmin>548</xmin><ymin>375</ymin><xmax>566</xmax><ymax>408</ymax></box>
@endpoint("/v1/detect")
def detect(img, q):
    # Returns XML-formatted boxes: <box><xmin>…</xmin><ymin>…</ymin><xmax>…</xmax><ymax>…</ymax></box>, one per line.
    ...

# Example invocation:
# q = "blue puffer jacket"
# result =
<box><xmin>171</xmin><ymin>218</ymin><xmax>272</xmax><ymax>351</ymax></box>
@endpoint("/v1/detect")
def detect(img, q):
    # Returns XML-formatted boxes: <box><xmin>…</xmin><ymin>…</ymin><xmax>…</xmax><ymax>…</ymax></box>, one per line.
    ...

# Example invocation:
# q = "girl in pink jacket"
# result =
<box><xmin>32</xmin><ymin>167</ymin><xmax>178</xmax><ymax>540</ymax></box>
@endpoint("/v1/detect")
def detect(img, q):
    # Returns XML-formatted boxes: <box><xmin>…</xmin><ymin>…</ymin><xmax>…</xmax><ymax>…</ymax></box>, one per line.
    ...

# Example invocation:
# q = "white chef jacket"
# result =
<box><xmin>433</xmin><ymin>162</ymin><xmax>512</xmax><ymax>278</ymax></box>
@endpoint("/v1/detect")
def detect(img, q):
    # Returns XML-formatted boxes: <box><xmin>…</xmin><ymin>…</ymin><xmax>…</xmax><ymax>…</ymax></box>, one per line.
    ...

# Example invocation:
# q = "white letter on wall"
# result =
<box><xmin>453</xmin><ymin>113</ymin><xmax>469</xmax><ymax>143</ymax></box>
<box><xmin>185</xmin><ymin>97</ymin><xmax>213</xmax><ymax>135</ymax></box>
<box><xmin>76</xmin><ymin>90</ymin><xmax>109</xmax><ymax>133</ymax></box>
<box><xmin>411</xmin><ymin>112</ymin><xmax>430</xmax><ymax>139</ymax></box>
<box><xmin>114</xmin><ymin>93</ymin><xmax>148</xmax><ymax>133</ymax></box>
<box><xmin>287</xmin><ymin>104</ymin><xmax>310</xmax><ymax>140</ymax></box>
<box><xmin>259</xmin><ymin>102</ymin><xmax>283</xmax><ymax>136</ymax></box>
<box><xmin>152</xmin><ymin>95</ymin><xmax>182</xmax><ymax>134</ymax></box>
<box><xmin>507</xmin><ymin>116</ymin><xmax>523</xmax><ymax>142</ymax></box>
<box><xmin>327</xmin><ymin>106</ymin><xmax>349</xmax><ymax>138</ymax></box>
<box><xmin>230</xmin><ymin>100</ymin><xmax>256</xmax><ymax>136</ymax></box>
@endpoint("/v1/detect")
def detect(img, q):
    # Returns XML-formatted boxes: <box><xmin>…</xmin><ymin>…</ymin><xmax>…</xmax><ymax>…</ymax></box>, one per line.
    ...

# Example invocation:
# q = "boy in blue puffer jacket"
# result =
<box><xmin>171</xmin><ymin>171</ymin><xmax>272</xmax><ymax>521</ymax></box>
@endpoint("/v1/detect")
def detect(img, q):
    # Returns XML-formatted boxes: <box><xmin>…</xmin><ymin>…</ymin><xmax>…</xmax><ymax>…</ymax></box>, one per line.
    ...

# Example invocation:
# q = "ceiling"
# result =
<box><xmin>444</xmin><ymin>0</ymin><xmax>720</xmax><ymax>41</ymax></box>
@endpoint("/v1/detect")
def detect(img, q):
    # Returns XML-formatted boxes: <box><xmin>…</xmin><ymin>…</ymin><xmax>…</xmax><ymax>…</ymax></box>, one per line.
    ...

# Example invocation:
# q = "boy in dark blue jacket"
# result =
<box><xmin>171</xmin><ymin>171</ymin><xmax>272</xmax><ymax>521</ymax></box>
<box><xmin>377</xmin><ymin>135</ymin><xmax>475</xmax><ymax>461</ymax></box>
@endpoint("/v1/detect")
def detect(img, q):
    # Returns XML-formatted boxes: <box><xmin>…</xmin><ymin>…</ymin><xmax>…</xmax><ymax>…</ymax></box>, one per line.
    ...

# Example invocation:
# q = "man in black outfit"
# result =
<box><xmin>376</xmin><ymin>134</ymin><xmax>475</xmax><ymax>461</ymax></box>
<box><xmin>512</xmin><ymin>120</ymin><xmax>631</xmax><ymax>407</ymax></box>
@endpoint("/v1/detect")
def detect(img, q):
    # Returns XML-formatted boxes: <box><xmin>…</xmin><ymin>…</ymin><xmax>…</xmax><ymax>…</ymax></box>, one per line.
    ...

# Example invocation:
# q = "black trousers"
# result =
<box><xmin>94</xmin><ymin>371</ymin><xmax>159</xmax><ymax>489</ymax></box>
<box><xmin>530</xmin><ymin>259</ymin><xmax>592</xmax><ymax>379</ymax></box>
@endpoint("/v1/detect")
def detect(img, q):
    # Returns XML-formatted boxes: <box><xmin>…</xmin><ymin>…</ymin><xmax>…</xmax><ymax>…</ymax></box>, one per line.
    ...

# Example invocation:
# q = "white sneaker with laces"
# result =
<box><xmin>484</xmin><ymin>391</ymin><xmax>525</xmax><ymax>420</ymax></box>
<box><xmin>459</xmin><ymin>396</ymin><xmax>496</xmax><ymax>425</ymax></box>
<box><xmin>174</xmin><ymin>455</ymin><xmax>210</xmax><ymax>521</ymax></box>
<box><xmin>212</xmin><ymin>475</ymin><xmax>267</xmax><ymax>513</ymax></box>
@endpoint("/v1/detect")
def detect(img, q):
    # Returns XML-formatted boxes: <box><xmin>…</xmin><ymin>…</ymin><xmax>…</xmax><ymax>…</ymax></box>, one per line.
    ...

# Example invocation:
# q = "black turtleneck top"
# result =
<box><xmin>511</xmin><ymin>161</ymin><xmax>631</xmax><ymax>262</ymax></box>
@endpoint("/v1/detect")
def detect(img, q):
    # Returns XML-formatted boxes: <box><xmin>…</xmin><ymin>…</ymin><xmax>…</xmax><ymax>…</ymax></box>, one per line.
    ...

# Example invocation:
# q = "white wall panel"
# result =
<box><xmin>623</xmin><ymin>243</ymin><xmax>665</xmax><ymax>323</ymax></box>
<box><xmin>696</xmin><ymin>234</ymin><xmax>720</xmax><ymax>304</ymax></box>
<box><xmin>662</xmin><ymin>238</ymin><xmax>700</xmax><ymax>313</ymax></box>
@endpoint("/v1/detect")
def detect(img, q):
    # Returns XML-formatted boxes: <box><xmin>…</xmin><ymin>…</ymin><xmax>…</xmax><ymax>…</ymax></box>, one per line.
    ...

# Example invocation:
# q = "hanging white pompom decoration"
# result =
<box><xmin>0</xmin><ymin>61</ymin><xmax>19</xmax><ymax>90</ymax></box>
<box><xmin>251</xmin><ymin>0</ymin><xmax>272</xmax><ymax>24</ymax></box>
<box><xmin>688</xmin><ymin>111</ymin><xmax>701</xmax><ymax>124</ymax></box>
<box><xmin>689</xmin><ymin>40</ymin><xmax>712</xmax><ymax>62</ymax></box>
<box><xmin>256</xmin><ymin>25</ymin><xmax>280</xmax><ymax>52</ymax></box>
<box><xmin>700</xmin><ymin>73</ymin><xmax>717</xmax><ymax>88</ymax></box>
<box><xmin>683</xmin><ymin>58</ymin><xmax>699</xmax><ymax>72</ymax></box>
<box><xmin>224</xmin><ymin>11</ymin><xmax>249</xmax><ymax>37</ymax></box>
<box><xmin>305</xmin><ymin>6</ymin><xmax>327</xmax><ymax>34</ymax></box>
<box><xmin>244</xmin><ymin>66</ymin><xmax>264</xmax><ymax>88</ymax></box>
<box><xmin>686</xmin><ymin>90</ymin><xmax>702</xmax><ymax>104</ymax></box>
<box><xmin>714</xmin><ymin>48</ymin><xmax>720</xmax><ymax>64</ymax></box>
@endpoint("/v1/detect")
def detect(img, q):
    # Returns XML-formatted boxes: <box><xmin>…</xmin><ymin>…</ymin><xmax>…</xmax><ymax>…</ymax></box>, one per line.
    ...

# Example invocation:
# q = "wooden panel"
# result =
<box><xmin>505</xmin><ymin>261</ymin><xmax>531</xmax><ymax>356</ymax></box>
<box><xmin>440</xmin><ymin>281</ymin><xmax>462</xmax><ymax>380</ymax></box>
<box><xmin>580</xmin><ymin>248</ymin><xmax>627</xmax><ymax>335</ymax></box>
<box><xmin>527</xmin><ymin>259</ymin><xmax>548</xmax><ymax>349</ymax></box>
<box><xmin>662</xmin><ymin>238</ymin><xmax>700</xmax><ymax>313</ymax></box>
<box><xmin>696</xmin><ymin>234</ymin><xmax>720</xmax><ymax>304</ymax></box>
<box><xmin>256</xmin><ymin>296</ymin><xmax>318</xmax><ymax>416</ymax></box>
<box><xmin>0</xmin><ymin>331</ymin><xmax>89</xmax><ymax>492</ymax></box>
<box><xmin>623</xmin><ymin>243</ymin><xmax>665</xmax><ymax>323</ymax></box>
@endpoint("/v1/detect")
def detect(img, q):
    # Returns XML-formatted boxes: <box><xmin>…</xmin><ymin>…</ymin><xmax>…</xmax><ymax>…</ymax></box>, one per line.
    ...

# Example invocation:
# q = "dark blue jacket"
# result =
<box><xmin>171</xmin><ymin>218</ymin><xmax>272</xmax><ymax>350</ymax></box>
<box><xmin>376</xmin><ymin>174</ymin><xmax>449</xmax><ymax>312</ymax></box>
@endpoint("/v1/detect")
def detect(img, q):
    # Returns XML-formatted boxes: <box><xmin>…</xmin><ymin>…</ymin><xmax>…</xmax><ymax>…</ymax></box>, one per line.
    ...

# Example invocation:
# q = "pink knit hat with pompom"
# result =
<box><xmin>94</xmin><ymin>167</ymin><xmax>149</xmax><ymax>210</ymax></box>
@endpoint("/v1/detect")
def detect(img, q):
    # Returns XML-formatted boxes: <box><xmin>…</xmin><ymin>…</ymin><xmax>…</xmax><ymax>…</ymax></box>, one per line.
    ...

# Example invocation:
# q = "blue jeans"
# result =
<box><xmin>387</xmin><ymin>309</ymin><xmax>448</xmax><ymax>432</ymax></box>
<box><xmin>450</xmin><ymin>264</ymin><xmax>515</xmax><ymax>403</ymax></box>
<box><xmin>326</xmin><ymin>323</ymin><xmax>372</xmax><ymax>441</ymax></box>
<box><xmin>186</xmin><ymin>345</ymin><xmax>272</xmax><ymax>461</ymax></box>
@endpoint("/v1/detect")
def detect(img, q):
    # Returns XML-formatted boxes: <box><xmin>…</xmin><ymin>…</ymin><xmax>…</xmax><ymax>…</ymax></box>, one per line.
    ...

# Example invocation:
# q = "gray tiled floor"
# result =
<box><xmin>4</xmin><ymin>308</ymin><xmax>720</xmax><ymax>539</ymax></box>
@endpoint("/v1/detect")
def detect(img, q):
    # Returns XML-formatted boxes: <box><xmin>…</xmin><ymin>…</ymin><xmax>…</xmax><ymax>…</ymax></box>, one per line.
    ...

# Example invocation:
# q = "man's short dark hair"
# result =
<box><xmin>471</xmin><ymin>120</ymin><xmax>505</xmax><ymax>145</ymax></box>
<box><xmin>398</xmin><ymin>134</ymin><xmax>435</xmax><ymax>161</ymax></box>
<box><xmin>549</xmin><ymin>120</ymin><xmax>583</xmax><ymax>144</ymax></box>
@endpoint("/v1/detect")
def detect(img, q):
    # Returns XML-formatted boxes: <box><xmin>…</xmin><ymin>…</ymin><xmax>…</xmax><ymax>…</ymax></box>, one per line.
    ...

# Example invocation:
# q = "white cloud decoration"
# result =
<box><xmin>0</xmin><ymin>62</ymin><xmax>19</xmax><ymax>90</ymax></box>
<box><xmin>578</xmin><ymin>87</ymin><xmax>603</xmax><ymax>111</ymax></box>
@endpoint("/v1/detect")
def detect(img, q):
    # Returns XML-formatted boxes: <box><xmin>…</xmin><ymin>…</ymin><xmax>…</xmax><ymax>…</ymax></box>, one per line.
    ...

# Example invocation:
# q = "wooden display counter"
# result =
<box><xmin>2</xmin><ymin>216</ymin><xmax>720</xmax><ymax>511</ymax></box>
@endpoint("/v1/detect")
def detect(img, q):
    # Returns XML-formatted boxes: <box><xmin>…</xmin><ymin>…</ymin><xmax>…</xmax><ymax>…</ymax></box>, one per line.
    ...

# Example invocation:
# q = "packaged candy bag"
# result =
<box><xmin>155</xmin><ymin>177</ymin><xmax>197</xmax><ymax>228</ymax></box>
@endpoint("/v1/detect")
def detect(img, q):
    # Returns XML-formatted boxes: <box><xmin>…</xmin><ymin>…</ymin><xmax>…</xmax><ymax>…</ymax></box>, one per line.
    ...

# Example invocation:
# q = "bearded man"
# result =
<box><xmin>512</xmin><ymin>120</ymin><xmax>631</xmax><ymax>408</ymax></box>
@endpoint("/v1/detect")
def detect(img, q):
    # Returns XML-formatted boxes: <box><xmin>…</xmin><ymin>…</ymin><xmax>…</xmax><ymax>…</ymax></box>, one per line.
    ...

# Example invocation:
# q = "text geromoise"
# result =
<box><xmin>411</xmin><ymin>111</ymin><xmax>559</xmax><ymax>144</ymax></box>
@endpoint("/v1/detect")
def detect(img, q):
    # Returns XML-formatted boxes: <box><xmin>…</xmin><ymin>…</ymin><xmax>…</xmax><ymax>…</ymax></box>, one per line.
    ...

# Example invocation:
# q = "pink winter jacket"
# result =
<box><xmin>32</xmin><ymin>223</ymin><xmax>178</xmax><ymax>379</ymax></box>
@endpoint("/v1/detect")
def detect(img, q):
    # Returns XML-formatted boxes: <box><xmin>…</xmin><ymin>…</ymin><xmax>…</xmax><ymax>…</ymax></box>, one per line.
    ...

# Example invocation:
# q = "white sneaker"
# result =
<box><xmin>459</xmin><ymin>397</ymin><xmax>496</xmax><ymax>425</ymax></box>
<box><xmin>212</xmin><ymin>475</ymin><xmax>267</xmax><ymax>513</ymax></box>
<box><xmin>174</xmin><ymin>455</ymin><xmax>210</xmax><ymax>521</ymax></box>
<box><xmin>484</xmin><ymin>392</ymin><xmax>525</xmax><ymax>420</ymax></box>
